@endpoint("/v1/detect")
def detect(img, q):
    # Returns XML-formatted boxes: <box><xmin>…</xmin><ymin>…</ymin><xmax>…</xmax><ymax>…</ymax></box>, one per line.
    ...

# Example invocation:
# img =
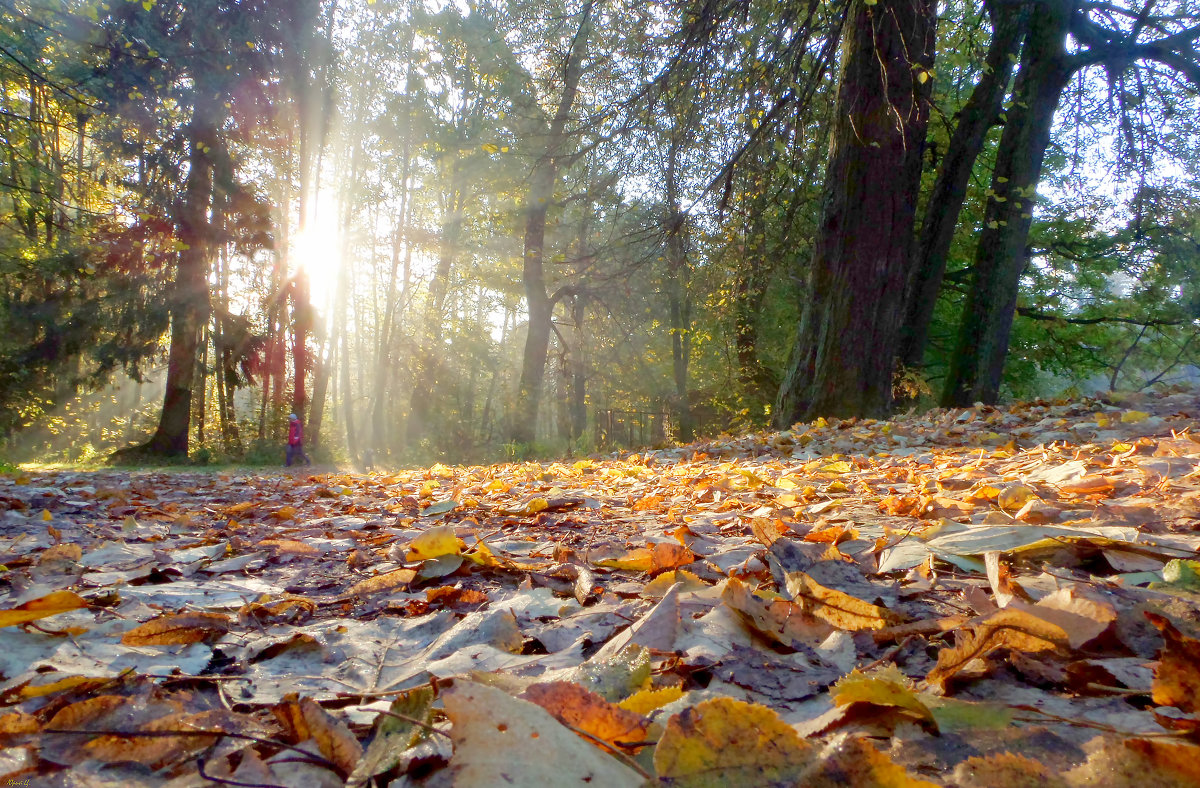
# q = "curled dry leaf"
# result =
<box><xmin>927</xmin><ymin>607</ymin><xmax>1070</xmax><ymax>692</ymax></box>
<box><xmin>522</xmin><ymin>681</ymin><xmax>652</xmax><ymax>751</ymax></box>
<box><xmin>721</xmin><ymin>577</ymin><xmax>832</xmax><ymax>650</ymax></box>
<box><xmin>1146</xmin><ymin>612</ymin><xmax>1200</xmax><ymax>714</ymax></box>
<box><xmin>783</xmin><ymin>571</ymin><xmax>901</xmax><ymax>631</ymax></box>
<box><xmin>0</xmin><ymin>590</ymin><xmax>87</xmax><ymax>629</ymax></box>
<box><xmin>120</xmin><ymin>611</ymin><xmax>231</xmax><ymax>646</ymax></box>
<box><xmin>271</xmin><ymin>695</ymin><xmax>363</xmax><ymax>777</ymax></box>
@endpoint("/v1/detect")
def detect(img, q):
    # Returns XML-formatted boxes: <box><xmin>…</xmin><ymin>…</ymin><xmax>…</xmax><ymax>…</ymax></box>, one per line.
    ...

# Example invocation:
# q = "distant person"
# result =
<box><xmin>286</xmin><ymin>413</ymin><xmax>310</xmax><ymax>466</ymax></box>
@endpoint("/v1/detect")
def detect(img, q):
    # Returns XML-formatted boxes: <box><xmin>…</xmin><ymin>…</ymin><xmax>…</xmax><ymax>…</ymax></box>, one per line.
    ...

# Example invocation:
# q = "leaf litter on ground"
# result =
<box><xmin>3</xmin><ymin>388</ymin><xmax>1200</xmax><ymax>784</ymax></box>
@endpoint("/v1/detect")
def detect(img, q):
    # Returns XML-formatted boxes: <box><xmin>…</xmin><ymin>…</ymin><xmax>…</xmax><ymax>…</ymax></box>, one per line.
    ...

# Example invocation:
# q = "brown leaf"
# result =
<box><xmin>722</xmin><ymin>577</ymin><xmax>832</xmax><ymax>649</ymax></box>
<box><xmin>259</xmin><ymin>538</ymin><xmax>319</xmax><ymax>555</ymax></box>
<box><xmin>522</xmin><ymin>681</ymin><xmax>651</xmax><ymax>752</ymax></box>
<box><xmin>0</xmin><ymin>711</ymin><xmax>39</xmax><ymax>738</ymax></box>
<box><xmin>1146</xmin><ymin>612</ymin><xmax>1200</xmax><ymax>714</ymax></box>
<box><xmin>83</xmin><ymin>710</ymin><xmax>233</xmax><ymax>768</ymax></box>
<box><xmin>45</xmin><ymin>695</ymin><xmax>126</xmax><ymax>730</ymax></box>
<box><xmin>272</xmin><ymin>695</ymin><xmax>363</xmax><ymax>777</ymax></box>
<box><xmin>426</xmin><ymin>586</ymin><xmax>489</xmax><ymax>607</ymax></box>
<box><xmin>953</xmin><ymin>752</ymin><xmax>1070</xmax><ymax>788</ymax></box>
<box><xmin>347</xmin><ymin>568</ymin><xmax>416</xmax><ymax>596</ymax></box>
<box><xmin>802</xmin><ymin>735</ymin><xmax>941</xmax><ymax>787</ymax></box>
<box><xmin>120</xmin><ymin>612</ymin><xmax>231</xmax><ymax>646</ymax></box>
<box><xmin>784</xmin><ymin>571</ymin><xmax>902</xmax><ymax>631</ymax></box>
<box><xmin>1065</xmin><ymin>736</ymin><xmax>1200</xmax><ymax>787</ymax></box>
<box><xmin>238</xmin><ymin>596</ymin><xmax>317</xmax><ymax>626</ymax></box>
<box><xmin>38</xmin><ymin>542</ymin><xmax>82</xmax><ymax>565</ymax></box>
<box><xmin>0</xmin><ymin>590</ymin><xmax>87</xmax><ymax>628</ymax></box>
<box><xmin>926</xmin><ymin>608</ymin><xmax>1070</xmax><ymax>692</ymax></box>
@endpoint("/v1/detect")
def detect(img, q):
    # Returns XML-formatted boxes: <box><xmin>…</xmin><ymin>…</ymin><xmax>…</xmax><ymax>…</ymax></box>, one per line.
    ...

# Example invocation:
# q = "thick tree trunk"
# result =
<box><xmin>942</xmin><ymin>0</ymin><xmax>1073</xmax><ymax>406</ymax></box>
<box><xmin>775</xmin><ymin>0</ymin><xmax>936</xmax><ymax>425</ymax></box>
<box><xmin>144</xmin><ymin>97</ymin><xmax>217</xmax><ymax>456</ymax></box>
<box><xmin>899</xmin><ymin>0</ymin><xmax>1030</xmax><ymax>370</ymax></box>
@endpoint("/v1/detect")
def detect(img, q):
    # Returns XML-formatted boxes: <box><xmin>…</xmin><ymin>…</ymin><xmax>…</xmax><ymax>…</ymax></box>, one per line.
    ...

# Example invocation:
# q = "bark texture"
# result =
<box><xmin>775</xmin><ymin>0</ymin><xmax>935</xmax><ymax>425</ymax></box>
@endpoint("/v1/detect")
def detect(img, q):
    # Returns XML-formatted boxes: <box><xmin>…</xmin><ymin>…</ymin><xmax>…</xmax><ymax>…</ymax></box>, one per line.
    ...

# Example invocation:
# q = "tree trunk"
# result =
<box><xmin>510</xmin><ymin>0</ymin><xmax>594</xmax><ymax>446</ymax></box>
<box><xmin>775</xmin><ymin>0</ymin><xmax>935</xmax><ymax>425</ymax></box>
<box><xmin>942</xmin><ymin>0</ymin><xmax>1073</xmax><ymax>406</ymax></box>
<box><xmin>899</xmin><ymin>0</ymin><xmax>1030</xmax><ymax>370</ymax></box>
<box><xmin>143</xmin><ymin>96</ymin><xmax>218</xmax><ymax>456</ymax></box>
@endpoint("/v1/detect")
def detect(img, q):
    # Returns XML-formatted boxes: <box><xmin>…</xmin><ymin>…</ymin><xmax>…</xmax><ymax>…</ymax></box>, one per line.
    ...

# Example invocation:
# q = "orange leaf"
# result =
<box><xmin>348</xmin><ymin>568</ymin><xmax>416</xmax><ymax>596</ymax></box>
<box><xmin>1146</xmin><ymin>612</ymin><xmax>1200</xmax><ymax>714</ymax></box>
<box><xmin>522</xmin><ymin>681</ymin><xmax>651</xmax><ymax>751</ymax></box>
<box><xmin>927</xmin><ymin>607</ymin><xmax>1069</xmax><ymax>692</ymax></box>
<box><xmin>272</xmin><ymin>695</ymin><xmax>363</xmax><ymax>776</ymax></box>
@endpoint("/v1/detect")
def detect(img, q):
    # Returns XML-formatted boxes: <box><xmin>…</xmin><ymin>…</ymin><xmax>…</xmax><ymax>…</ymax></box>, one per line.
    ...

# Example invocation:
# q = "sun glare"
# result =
<box><xmin>292</xmin><ymin>208</ymin><xmax>343</xmax><ymax>312</ymax></box>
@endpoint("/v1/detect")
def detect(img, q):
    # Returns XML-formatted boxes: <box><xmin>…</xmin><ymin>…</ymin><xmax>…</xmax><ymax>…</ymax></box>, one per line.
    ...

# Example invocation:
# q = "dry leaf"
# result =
<box><xmin>953</xmin><ymin>752</ymin><xmax>1070</xmax><ymax>788</ymax></box>
<box><xmin>1065</xmin><ymin>736</ymin><xmax>1200</xmax><ymax>787</ymax></box>
<box><xmin>347</xmin><ymin>568</ymin><xmax>416</xmax><ymax>596</ymax></box>
<box><xmin>722</xmin><ymin>577</ymin><xmax>832</xmax><ymax>649</ymax></box>
<box><xmin>618</xmin><ymin>685</ymin><xmax>684</xmax><ymax>716</ymax></box>
<box><xmin>522</xmin><ymin>681</ymin><xmax>651</xmax><ymax>751</ymax></box>
<box><xmin>0</xmin><ymin>590</ymin><xmax>87</xmax><ymax>628</ymax></box>
<box><xmin>927</xmin><ymin>607</ymin><xmax>1069</xmax><ymax>692</ymax></box>
<box><xmin>406</xmin><ymin>524</ymin><xmax>463</xmax><ymax>561</ymax></box>
<box><xmin>120</xmin><ymin>611</ymin><xmax>231</xmax><ymax>646</ymax></box>
<box><xmin>831</xmin><ymin>666</ymin><xmax>936</xmax><ymax>728</ymax></box>
<box><xmin>784</xmin><ymin>571</ymin><xmax>901</xmax><ymax>631</ymax></box>
<box><xmin>272</xmin><ymin>695</ymin><xmax>363</xmax><ymax>777</ymax></box>
<box><xmin>1146</xmin><ymin>612</ymin><xmax>1200</xmax><ymax>713</ymax></box>
<box><xmin>654</xmin><ymin>696</ymin><xmax>816</xmax><ymax>786</ymax></box>
<box><xmin>442</xmin><ymin>681</ymin><xmax>642</xmax><ymax>787</ymax></box>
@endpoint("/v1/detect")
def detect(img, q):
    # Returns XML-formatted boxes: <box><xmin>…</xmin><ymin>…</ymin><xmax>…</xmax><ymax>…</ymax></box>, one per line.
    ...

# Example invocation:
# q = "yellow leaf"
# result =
<box><xmin>722</xmin><ymin>577</ymin><xmax>831</xmax><ymax>649</ymax></box>
<box><xmin>406</xmin><ymin>525</ymin><xmax>463</xmax><ymax>561</ymax></box>
<box><xmin>820</xmin><ymin>461</ymin><xmax>853</xmax><ymax>474</ymax></box>
<box><xmin>42</xmin><ymin>509</ymin><xmax>52</xmax><ymax>521</ymax></box>
<box><xmin>1121</xmin><ymin>410</ymin><xmax>1149</xmax><ymax>423</ymax></box>
<box><xmin>642</xmin><ymin>569</ymin><xmax>705</xmax><ymax>598</ymax></box>
<box><xmin>0</xmin><ymin>590</ymin><xmax>87</xmax><ymax>628</ymax></box>
<box><xmin>654</xmin><ymin>696</ymin><xmax>816</xmax><ymax>786</ymax></box>
<box><xmin>481</xmin><ymin>143</ymin><xmax>499</xmax><ymax>154</ymax></box>
<box><xmin>619</xmin><ymin>685</ymin><xmax>684</xmax><ymax>715</ymax></box>
<box><xmin>832</xmin><ymin>666</ymin><xmax>935</xmax><ymax>727</ymax></box>
<box><xmin>997</xmin><ymin>483</ymin><xmax>1037</xmax><ymax>511</ymax></box>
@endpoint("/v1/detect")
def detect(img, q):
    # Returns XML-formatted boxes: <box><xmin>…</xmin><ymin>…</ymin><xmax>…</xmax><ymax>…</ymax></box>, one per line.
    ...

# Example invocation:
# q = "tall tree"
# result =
<box><xmin>943</xmin><ymin>1</ymin><xmax>1200</xmax><ymax>406</ymax></box>
<box><xmin>776</xmin><ymin>0</ymin><xmax>936</xmax><ymax>424</ymax></box>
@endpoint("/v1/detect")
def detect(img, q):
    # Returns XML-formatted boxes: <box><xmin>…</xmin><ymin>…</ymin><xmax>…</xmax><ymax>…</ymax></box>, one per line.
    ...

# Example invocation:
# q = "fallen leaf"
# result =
<box><xmin>1146</xmin><ymin>612</ymin><xmax>1200</xmax><ymax>713</ymax></box>
<box><xmin>953</xmin><ymin>752</ymin><xmax>1070</xmax><ymax>788</ymax></box>
<box><xmin>441</xmin><ymin>680</ymin><xmax>642</xmax><ymax>787</ymax></box>
<box><xmin>654</xmin><ymin>696</ymin><xmax>816</xmax><ymax>786</ymax></box>
<box><xmin>784</xmin><ymin>571</ymin><xmax>901</xmax><ymax>631</ymax></box>
<box><xmin>406</xmin><ymin>524</ymin><xmax>463</xmax><ymax>561</ymax></box>
<box><xmin>1065</xmin><ymin>736</ymin><xmax>1200</xmax><ymax>787</ymax></box>
<box><xmin>523</xmin><ymin>681</ymin><xmax>651</xmax><ymax>751</ymax></box>
<box><xmin>618</xmin><ymin>685</ymin><xmax>684</xmax><ymax>716</ymax></box>
<box><xmin>347</xmin><ymin>568</ymin><xmax>416</xmax><ymax>596</ymax></box>
<box><xmin>347</xmin><ymin>686</ymin><xmax>435</xmax><ymax>788</ymax></box>
<box><xmin>722</xmin><ymin>577</ymin><xmax>832</xmax><ymax>649</ymax></box>
<box><xmin>0</xmin><ymin>590</ymin><xmax>87</xmax><ymax>628</ymax></box>
<box><xmin>272</xmin><ymin>695</ymin><xmax>363</xmax><ymax>777</ymax></box>
<box><xmin>831</xmin><ymin>666</ymin><xmax>936</xmax><ymax>729</ymax></box>
<box><xmin>927</xmin><ymin>607</ymin><xmax>1069</xmax><ymax>692</ymax></box>
<box><xmin>120</xmin><ymin>612</ymin><xmax>231</xmax><ymax>646</ymax></box>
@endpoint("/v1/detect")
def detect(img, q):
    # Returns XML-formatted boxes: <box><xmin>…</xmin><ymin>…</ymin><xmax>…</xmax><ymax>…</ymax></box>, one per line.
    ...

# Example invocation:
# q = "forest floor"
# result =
<box><xmin>3</xmin><ymin>390</ymin><xmax>1200</xmax><ymax>787</ymax></box>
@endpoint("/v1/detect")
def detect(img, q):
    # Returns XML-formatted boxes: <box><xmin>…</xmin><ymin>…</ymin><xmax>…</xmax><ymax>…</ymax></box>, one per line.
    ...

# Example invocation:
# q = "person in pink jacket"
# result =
<box><xmin>286</xmin><ymin>413</ymin><xmax>311</xmax><ymax>466</ymax></box>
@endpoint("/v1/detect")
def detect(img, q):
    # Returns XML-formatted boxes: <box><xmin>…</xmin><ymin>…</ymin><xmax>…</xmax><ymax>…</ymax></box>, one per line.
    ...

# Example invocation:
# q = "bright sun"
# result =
<box><xmin>292</xmin><ymin>207</ymin><xmax>343</xmax><ymax>312</ymax></box>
